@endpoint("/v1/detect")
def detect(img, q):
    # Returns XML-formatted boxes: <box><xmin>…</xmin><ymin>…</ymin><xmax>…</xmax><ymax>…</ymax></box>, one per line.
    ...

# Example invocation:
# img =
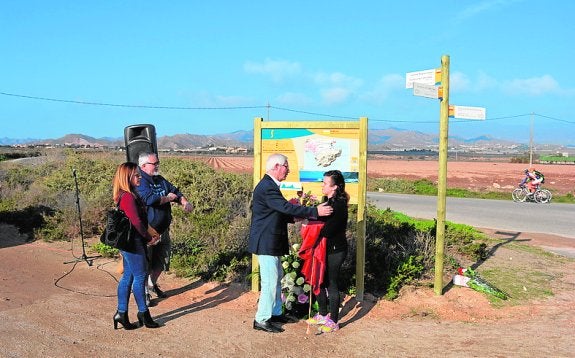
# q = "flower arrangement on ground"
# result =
<box><xmin>458</xmin><ymin>267</ymin><xmax>508</xmax><ymax>300</ymax></box>
<box><xmin>281</xmin><ymin>189</ymin><xmax>323</xmax><ymax>316</ymax></box>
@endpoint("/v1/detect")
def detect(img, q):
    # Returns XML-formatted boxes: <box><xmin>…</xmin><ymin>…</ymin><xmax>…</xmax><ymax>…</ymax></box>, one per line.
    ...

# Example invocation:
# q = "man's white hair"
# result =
<box><xmin>138</xmin><ymin>152</ymin><xmax>157</xmax><ymax>167</ymax></box>
<box><xmin>265</xmin><ymin>153</ymin><xmax>287</xmax><ymax>171</ymax></box>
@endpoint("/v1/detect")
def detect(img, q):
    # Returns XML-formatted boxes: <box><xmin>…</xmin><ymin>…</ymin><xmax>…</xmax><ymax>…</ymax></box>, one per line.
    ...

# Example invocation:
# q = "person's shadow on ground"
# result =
<box><xmin>443</xmin><ymin>230</ymin><xmax>528</xmax><ymax>294</ymax></box>
<box><xmin>154</xmin><ymin>282</ymin><xmax>243</xmax><ymax>324</ymax></box>
<box><xmin>338</xmin><ymin>294</ymin><xmax>376</xmax><ymax>329</ymax></box>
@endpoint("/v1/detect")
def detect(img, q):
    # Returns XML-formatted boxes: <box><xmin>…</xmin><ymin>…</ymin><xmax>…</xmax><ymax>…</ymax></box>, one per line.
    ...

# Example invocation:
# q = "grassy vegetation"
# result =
<box><xmin>539</xmin><ymin>155</ymin><xmax>575</xmax><ymax>164</ymax></box>
<box><xmin>0</xmin><ymin>149</ymin><xmax>571</xmax><ymax>306</ymax></box>
<box><xmin>367</xmin><ymin>177</ymin><xmax>575</xmax><ymax>203</ymax></box>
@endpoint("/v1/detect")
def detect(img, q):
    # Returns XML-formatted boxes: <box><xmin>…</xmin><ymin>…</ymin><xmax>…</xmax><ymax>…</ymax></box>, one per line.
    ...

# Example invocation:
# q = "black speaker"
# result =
<box><xmin>124</xmin><ymin>124</ymin><xmax>158</xmax><ymax>164</ymax></box>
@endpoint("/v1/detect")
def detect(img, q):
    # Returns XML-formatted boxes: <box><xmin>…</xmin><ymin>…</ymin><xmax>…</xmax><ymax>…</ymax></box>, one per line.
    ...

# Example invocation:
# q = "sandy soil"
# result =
<box><xmin>1</xmin><ymin>227</ymin><xmax>574</xmax><ymax>357</ymax></box>
<box><xmin>1</xmin><ymin>158</ymin><xmax>575</xmax><ymax>357</ymax></box>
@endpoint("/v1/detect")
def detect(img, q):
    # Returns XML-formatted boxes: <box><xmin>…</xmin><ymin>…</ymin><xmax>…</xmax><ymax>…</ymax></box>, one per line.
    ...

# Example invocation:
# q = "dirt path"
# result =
<box><xmin>1</xmin><ymin>224</ymin><xmax>574</xmax><ymax>357</ymax></box>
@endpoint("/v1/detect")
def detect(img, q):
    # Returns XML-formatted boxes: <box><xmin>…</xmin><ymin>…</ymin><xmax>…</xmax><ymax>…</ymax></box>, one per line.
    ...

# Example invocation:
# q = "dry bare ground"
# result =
<box><xmin>192</xmin><ymin>156</ymin><xmax>575</xmax><ymax>195</ymax></box>
<box><xmin>1</xmin><ymin>158</ymin><xmax>574</xmax><ymax>357</ymax></box>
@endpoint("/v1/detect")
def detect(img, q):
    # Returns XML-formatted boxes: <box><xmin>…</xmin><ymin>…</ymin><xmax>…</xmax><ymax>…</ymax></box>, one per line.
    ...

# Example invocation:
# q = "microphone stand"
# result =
<box><xmin>64</xmin><ymin>169</ymin><xmax>101</xmax><ymax>266</ymax></box>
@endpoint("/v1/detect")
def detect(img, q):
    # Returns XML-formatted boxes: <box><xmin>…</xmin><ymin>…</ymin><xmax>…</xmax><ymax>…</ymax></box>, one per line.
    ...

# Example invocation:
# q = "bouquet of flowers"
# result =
<box><xmin>282</xmin><ymin>189</ymin><xmax>323</xmax><ymax>315</ymax></box>
<box><xmin>289</xmin><ymin>190</ymin><xmax>321</xmax><ymax>207</ymax></box>
<box><xmin>280</xmin><ymin>243</ymin><xmax>313</xmax><ymax>313</ymax></box>
<box><xmin>458</xmin><ymin>267</ymin><xmax>508</xmax><ymax>300</ymax></box>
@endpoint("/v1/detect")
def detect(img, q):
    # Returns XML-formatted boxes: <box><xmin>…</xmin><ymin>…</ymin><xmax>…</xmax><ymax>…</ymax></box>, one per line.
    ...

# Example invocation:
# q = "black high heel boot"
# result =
<box><xmin>137</xmin><ymin>310</ymin><xmax>160</xmax><ymax>328</ymax></box>
<box><xmin>113</xmin><ymin>311</ymin><xmax>137</xmax><ymax>330</ymax></box>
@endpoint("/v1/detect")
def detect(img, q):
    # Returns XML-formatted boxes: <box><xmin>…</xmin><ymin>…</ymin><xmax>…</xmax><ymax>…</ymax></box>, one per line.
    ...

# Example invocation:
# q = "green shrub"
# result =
<box><xmin>0</xmin><ymin>150</ymin><xmax>495</xmax><ymax>297</ymax></box>
<box><xmin>385</xmin><ymin>255</ymin><xmax>424</xmax><ymax>300</ymax></box>
<box><xmin>92</xmin><ymin>242</ymin><xmax>120</xmax><ymax>258</ymax></box>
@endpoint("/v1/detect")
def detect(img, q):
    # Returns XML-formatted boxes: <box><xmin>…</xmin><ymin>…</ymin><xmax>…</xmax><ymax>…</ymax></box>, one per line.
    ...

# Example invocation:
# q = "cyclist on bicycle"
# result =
<box><xmin>520</xmin><ymin>167</ymin><xmax>543</xmax><ymax>195</ymax></box>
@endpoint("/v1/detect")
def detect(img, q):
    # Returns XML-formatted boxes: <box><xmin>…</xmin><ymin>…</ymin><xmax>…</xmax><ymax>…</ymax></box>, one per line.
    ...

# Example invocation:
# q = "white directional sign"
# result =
<box><xmin>405</xmin><ymin>69</ymin><xmax>439</xmax><ymax>89</ymax></box>
<box><xmin>452</xmin><ymin>105</ymin><xmax>486</xmax><ymax>120</ymax></box>
<box><xmin>413</xmin><ymin>82</ymin><xmax>438</xmax><ymax>99</ymax></box>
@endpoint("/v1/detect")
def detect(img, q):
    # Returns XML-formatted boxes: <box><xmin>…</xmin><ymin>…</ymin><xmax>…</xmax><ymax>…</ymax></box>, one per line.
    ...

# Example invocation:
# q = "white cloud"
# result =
<box><xmin>320</xmin><ymin>87</ymin><xmax>352</xmax><ymax>105</ymax></box>
<box><xmin>276</xmin><ymin>92</ymin><xmax>313</xmax><ymax>106</ymax></box>
<box><xmin>244</xmin><ymin>59</ymin><xmax>365</xmax><ymax>105</ymax></box>
<box><xmin>189</xmin><ymin>91</ymin><xmax>255</xmax><ymax>107</ymax></box>
<box><xmin>313</xmin><ymin>72</ymin><xmax>363</xmax><ymax>88</ymax></box>
<box><xmin>456</xmin><ymin>0</ymin><xmax>523</xmax><ymax>22</ymax></box>
<box><xmin>360</xmin><ymin>74</ymin><xmax>404</xmax><ymax>105</ymax></box>
<box><xmin>436</xmin><ymin>71</ymin><xmax>569</xmax><ymax>98</ymax></box>
<box><xmin>244</xmin><ymin>58</ymin><xmax>302</xmax><ymax>83</ymax></box>
<box><xmin>450</xmin><ymin>71</ymin><xmax>497</xmax><ymax>93</ymax></box>
<box><xmin>476</xmin><ymin>71</ymin><xmax>498</xmax><ymax>91</ymax></box>
<box><xmin>312</xmin><ymin>71</ymin><xmax>363</xmax><ymax>105</ymax></box>
<box><xmin>501</xmin><ymin>75</ymin><xmax>561</xmax><ymax>96</ymax></box>
<box><xmin>450</xmin><ymin>72</ymin><xmax>471</xmax><ymax>92</ymax></box>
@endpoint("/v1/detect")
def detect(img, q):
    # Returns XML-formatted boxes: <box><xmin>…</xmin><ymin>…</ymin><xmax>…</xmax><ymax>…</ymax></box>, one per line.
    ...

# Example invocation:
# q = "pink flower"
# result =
<box><xmin>297</xmin><ymin>293</ymin><xmax>308</xmax><ymax>304</ymax></box>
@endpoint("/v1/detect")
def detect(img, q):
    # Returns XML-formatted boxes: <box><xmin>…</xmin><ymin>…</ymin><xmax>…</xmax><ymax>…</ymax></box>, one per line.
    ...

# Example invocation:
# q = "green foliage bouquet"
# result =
<box><xmin>459</xmin><ymin>267</ymin><xmax>508</xmax><ymax>300</ymax></box>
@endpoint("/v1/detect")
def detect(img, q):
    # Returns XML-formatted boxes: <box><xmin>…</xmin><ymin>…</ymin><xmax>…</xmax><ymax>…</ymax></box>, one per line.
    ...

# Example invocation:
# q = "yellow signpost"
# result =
<box><xmin>407</xmin><ymin>55</ymin><xmax>450</xmax><ymax>295</ymax></box>
<box><xmin>435</xmin><ymin>55</ymin><xmax>450</xmax><ymax>295</ymax></box>
<box><xmin>251</xmin><ymin>117</ymin><xmax>368</xmax><ymax>301</ymax></box>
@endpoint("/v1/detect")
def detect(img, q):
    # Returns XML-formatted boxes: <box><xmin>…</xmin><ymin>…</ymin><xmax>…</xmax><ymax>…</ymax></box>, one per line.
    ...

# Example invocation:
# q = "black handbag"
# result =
<box><xmin>100</xmin><ymin>194</ymin><xmax>132</xmax><ymax>250</ymax></box>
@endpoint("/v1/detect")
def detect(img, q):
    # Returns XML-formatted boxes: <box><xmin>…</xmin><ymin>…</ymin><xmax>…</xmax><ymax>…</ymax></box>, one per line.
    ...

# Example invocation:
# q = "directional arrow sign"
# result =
<box><xmin>450</xmin><ymin>105</ymin><xmax>486</xmax><ymax>120</ymax></box>
<box><xmin>405</xmin><ymin>68</ymin><xmax>441</xmax><ymax>89</ymax></box>
<box><xmin>413</xmin><ymin>82</ymin><xmax>438</xmax><ymax>99</ymax></box>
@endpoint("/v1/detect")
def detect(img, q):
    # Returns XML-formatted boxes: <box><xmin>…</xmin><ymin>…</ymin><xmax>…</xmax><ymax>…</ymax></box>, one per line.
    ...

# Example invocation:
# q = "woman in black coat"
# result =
<box><xmin>310</xmin><ymin>170</ymin><xmax>349</xmax><ymax>333</ymax></box>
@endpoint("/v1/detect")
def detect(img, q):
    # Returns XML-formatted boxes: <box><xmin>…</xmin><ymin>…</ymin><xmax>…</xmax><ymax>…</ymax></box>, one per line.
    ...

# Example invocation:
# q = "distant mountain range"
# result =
<box><xmin>1</xmin><ymin>128</ymin><xmax>572</xmax><ymax>152</ymax></box>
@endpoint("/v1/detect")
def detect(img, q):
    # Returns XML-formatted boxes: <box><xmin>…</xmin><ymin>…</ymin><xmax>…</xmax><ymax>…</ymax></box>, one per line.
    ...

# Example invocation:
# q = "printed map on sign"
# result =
<box><xmin>304</xmin><ymin>137</ymin><xmax>343</xmax><ymax>167</ymax></box>
<box><xmin>261</xmin><ymin>128</ymin><xmax>359</xmax><ymax>184</ymax></box>
<box><xmin>259</xmin><ymin>125</ymin><xmax>361</xmax><ymax>203</ymax></box>
<box><xmin>297</xmin><ymin>134</ymin><xmax>356</xmax><ymax>183</ymax></box>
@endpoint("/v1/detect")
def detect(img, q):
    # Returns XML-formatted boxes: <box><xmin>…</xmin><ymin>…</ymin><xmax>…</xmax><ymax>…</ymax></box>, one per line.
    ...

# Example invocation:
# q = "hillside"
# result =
<box><xmin>4</xmin><ymin>128</ymin><xmax>566</xmax><ymax>154</ymax></box>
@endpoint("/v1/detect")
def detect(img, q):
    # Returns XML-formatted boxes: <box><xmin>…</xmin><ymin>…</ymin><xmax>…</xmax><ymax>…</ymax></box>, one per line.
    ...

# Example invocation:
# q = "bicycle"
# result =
<box><xmin>512</xmin><ymin>184</ymin><xmax>552</xmax><ymax>203</ymax></box>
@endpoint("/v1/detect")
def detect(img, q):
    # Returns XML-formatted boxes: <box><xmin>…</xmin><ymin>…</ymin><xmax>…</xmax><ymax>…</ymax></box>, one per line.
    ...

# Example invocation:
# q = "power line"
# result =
<box><xmin>269</xmin><ymin>105</ymin><xmax>357</xmax><ymax>120</ymax></box>
<box><xmin>0</xmin><ymin>91</ymin><xmax>266</xmax><ymax>110</ymax></box>
<box><xmin>533</xmin><ymin>113</ymin><xmax>575</xmax><ymax>124</ymax></box>
<box><xmin>1</xmin><ymin>90</ymin><xmax>573</xmax><ymax>125</ymax></box>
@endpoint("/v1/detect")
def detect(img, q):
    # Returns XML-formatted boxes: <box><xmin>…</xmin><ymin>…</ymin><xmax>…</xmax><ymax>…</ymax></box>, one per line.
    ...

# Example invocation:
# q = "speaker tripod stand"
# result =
<box><xmin>64</xmin><ymin>169</ymin><xmax>100</xmax><ymax>266</ymax></box>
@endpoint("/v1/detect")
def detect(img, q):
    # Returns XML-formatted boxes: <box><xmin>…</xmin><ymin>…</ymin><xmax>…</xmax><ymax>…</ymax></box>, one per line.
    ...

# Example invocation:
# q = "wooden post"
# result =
<box><xmin>355</xmin><ymin>116</ymin><xmax>368</xmax><ymax>301</ymax></box>
<box><xmin>251</xmin><ymin>117</ymin><xmax>264</xmax><ymax>292</ymax></box>
<box><xmin>434</xmin><ymin>55</ymin><xmax>450</xmax><ymax>295</ymax></box>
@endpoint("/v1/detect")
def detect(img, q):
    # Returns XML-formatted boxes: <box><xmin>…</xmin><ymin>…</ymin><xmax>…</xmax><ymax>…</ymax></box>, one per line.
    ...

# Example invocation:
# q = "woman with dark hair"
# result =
<box><xmin>308</xmin><ymin>169</ymin><xmax>349</xmax><ymax>332</ymax></box>
<box><xmin>112</xmin><ymin>162</ymin><xmax>160</xmax><ymax>329</ymax></box>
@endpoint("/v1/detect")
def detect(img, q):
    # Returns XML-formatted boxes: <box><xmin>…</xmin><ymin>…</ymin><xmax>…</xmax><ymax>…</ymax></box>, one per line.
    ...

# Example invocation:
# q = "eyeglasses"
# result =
<box><xmin>145</xmin><ymin>161</ymin><xmax>160</xmax><ymax>166</ymax></box>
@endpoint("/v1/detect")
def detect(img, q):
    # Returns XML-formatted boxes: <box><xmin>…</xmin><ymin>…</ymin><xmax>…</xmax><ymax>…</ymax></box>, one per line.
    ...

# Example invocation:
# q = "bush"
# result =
<box><xmin>0</xmin><ymin>150</ymin><xmax>491</xmax><ymax>298</ymax></box>
<box><xmin>92</xmin><ymin>242</ymin><xmax>120</xmax><ymax>258</ymax></box>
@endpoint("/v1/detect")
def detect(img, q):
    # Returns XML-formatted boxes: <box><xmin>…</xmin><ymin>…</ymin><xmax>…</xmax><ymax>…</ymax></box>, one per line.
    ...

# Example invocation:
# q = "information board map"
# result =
<box><xmin>261</xmin><ymin>128</ymin><xmax>360</xmax><ymax>203</ymax></box>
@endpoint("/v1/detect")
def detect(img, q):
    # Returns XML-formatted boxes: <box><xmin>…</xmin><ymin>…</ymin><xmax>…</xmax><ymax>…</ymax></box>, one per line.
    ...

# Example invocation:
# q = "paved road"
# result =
<box><xmin>367</xmin><ymin>192</ymin><xmax>575</xmax><ymax>239</ymax></box>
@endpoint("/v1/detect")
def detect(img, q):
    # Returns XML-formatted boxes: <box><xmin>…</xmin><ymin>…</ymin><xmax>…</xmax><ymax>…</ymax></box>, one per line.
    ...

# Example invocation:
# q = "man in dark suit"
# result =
<box><xmin>248</xmin><ymin>153</ymin><xmax>333</xmax><ymax>333</ymax></box>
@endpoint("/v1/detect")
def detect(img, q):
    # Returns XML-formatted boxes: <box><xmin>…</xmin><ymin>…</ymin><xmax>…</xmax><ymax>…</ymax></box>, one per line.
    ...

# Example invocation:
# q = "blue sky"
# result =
<box><xmin>1</xmin><ymin>1</ymin><xmax>574</xmax><ymax>144</ymax></box>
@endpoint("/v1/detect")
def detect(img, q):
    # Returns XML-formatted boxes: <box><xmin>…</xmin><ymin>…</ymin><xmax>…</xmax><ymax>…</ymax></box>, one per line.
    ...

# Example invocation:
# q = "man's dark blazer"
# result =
<box><xmin>248</xmin><ymin>174</ymin><xmax>317</xmax><ymax>256</ymax></box>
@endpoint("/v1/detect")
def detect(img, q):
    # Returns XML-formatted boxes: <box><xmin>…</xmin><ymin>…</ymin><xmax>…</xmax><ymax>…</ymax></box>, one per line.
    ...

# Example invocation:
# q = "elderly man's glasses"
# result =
<box><xmin>146</xmin><ymin>161</ymin><xmax>160</xmax><ymax>166</ymax></box>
